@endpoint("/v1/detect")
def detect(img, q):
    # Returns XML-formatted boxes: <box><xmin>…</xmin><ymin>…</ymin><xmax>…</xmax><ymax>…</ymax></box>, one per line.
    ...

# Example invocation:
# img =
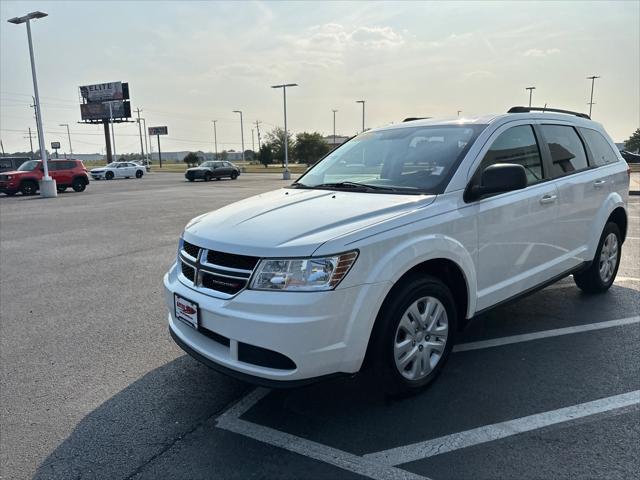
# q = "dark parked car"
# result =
<box><xmin>620</xmin><ymin>150</ymin><xmax>640</xmax><ymax>164</ymax></box>
<box><xmin>185</xmin><ymin>161</ymin><xmax>240</xmax><ymax>182</ymax></box>
<box><xmin>0</xmin><ymin>157</ymin><xmax>30</xmax><ymax>173</ymax></box>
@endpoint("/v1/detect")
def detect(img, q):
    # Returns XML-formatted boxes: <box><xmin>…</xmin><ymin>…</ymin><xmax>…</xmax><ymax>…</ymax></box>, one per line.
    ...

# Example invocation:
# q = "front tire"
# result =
<box><xmin>57</xmin><ymin>186</ymin><xmax>67</xmax><ymax>193</ymax></box>
<box><xmin>574</xmin><ymin>222</ymin><xmax>621</xmax><ymax>293</ymax></box>
<box><xmin>231</xmin><ymin>171</ymin><xmax>239</xmax><ymax>180</ymax></box>
<box><xmin>204</xmin><ymin>173</ymin><xmax>212</xmax><ymax>182</ymax></box>
<box><xmin>105</xmin><ymin>171</ymin><xmax>114</xmax><ymax>180</ymax></box>
<box><xmin>20</xmin><ymin>181</ymin><xmax>38</xmax><ymax>196</ymax></box>
<box><xmin>368</xmin><ymin>274</ymin><xmax>457</xmax><ymax>395</ymax></box>
<box><xmin>136</xmin><ymin>170</ymin><xmax>143</xmax><ymax>179</ymax></box>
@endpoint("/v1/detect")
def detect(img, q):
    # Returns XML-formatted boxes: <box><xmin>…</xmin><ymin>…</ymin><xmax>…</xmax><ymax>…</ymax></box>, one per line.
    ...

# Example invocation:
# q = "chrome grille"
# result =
<box><xmin>178</xmin><ymin>241</ymin><xmax>258</xmax><ymax>297</ymax></box>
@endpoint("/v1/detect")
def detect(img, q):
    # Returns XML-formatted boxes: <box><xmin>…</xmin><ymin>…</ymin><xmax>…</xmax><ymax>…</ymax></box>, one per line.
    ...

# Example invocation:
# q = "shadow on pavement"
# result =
<box><xmin>33</xmin><ymin>355</ymin><xmax>249</xmax><ymax>480</ymax></box>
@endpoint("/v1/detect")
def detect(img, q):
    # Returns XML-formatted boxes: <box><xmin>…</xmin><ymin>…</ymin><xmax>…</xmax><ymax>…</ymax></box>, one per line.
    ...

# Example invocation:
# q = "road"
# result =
<box><xmin>1</xmin><ymin>172</ymin><xmax>638</xmax><ymax>480</ymax></box>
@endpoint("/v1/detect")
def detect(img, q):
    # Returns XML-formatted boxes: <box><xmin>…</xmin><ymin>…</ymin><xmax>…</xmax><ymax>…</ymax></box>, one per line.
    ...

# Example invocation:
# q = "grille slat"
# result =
<box><xmin>179</xmin><ymin>240</ymin><xmax>257</xmax><ymax>296</ymax></box>
<box><xmin>183</xmin><ymin>241</ymin><xmax>200</xmax><ymax>259</ymax></box>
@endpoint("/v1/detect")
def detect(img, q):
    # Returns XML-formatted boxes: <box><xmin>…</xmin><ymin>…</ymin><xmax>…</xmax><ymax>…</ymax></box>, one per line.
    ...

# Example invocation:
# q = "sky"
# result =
<box><xmin>1</xmin><ymin>0</ymin><xmax>638</xmax><ymax>155</ymax></box>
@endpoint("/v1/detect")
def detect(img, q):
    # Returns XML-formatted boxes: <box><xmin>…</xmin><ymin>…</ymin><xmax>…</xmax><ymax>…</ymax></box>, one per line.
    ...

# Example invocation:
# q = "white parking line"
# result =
<box><xmin>364</xmin><ymin>390</ymin><xmax>640</xmax><ymax>466</ymax></box>
<box><xmin>218</xmin><ymin>417</ymin><xmax>430</xmax><ymax>480</ymax></box>
<box><xmin>453</xmin><ymin>316</ymin><xmax>640</xmax><ymax>352</ymax></box>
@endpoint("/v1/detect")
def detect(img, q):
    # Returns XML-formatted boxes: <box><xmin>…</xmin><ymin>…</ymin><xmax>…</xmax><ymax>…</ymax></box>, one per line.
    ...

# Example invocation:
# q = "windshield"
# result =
<box><xmin>294</xmin><ymin>124</ymin><xmax>486</xmax><ymax>194</ymax></box>
<box><xmin>18</xmin><ymin>160</ymin><xmax>39</xmax><ymax>172</ymax></box>
<box><xmin>200</xmin><ymin>161</ymin><xmax>214</xmax><ymax>168</ymax></box>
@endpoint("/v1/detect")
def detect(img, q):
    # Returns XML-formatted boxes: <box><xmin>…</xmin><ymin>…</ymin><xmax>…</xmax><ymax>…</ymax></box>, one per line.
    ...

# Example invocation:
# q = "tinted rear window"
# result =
<box><xmin>579</xmin><ymin>128</ymin><xmax>619</xmax><ymax>166</ymax></box>
<box><xmin>540</xmin><ymin>125</ymin><xmax>588</xmax><ymax>177</ymax></box>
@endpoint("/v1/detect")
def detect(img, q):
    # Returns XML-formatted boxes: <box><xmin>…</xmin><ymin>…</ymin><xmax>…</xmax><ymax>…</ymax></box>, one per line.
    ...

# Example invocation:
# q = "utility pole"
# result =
<box><xmin>526</xmin><ymin>86</ymin><xmax>536</xmax><ymax>107</ymax></box>
<box><xmin>251</xmin><ymin>129</ymin><xmax>255</xmax><ymax>153</ymax></box>
<box><xmin>0</xmin><ymin>140</ymin><xmax>4</xmax><ymax>155</ymax></box>
<box><xmin>135</xmin><ymin>108</ymin><xmax>145</xmax><ymax>159</ymax></box>
<box><xmin>332</xmin><ymin>109</ymin><xmax>337</xmax><ymax>145</ymax></box>
<box><xmin>25</xmin><ymin>128</ymin><xmax>35</xmax><ymax>158</ymax></box>
<box><xmin>255</xmin><ymin>120</ymin><xmax>262</xmax><ymax>150</ymax></box>
<box><xmin>356</xmin><ymin>100</ymin><xmax>365</xmax><ymax>133</ymax></box>
<box><xmin>211</xmin><ymin>120</ymin><xmax>218</xmax><ymax>160</ymax></box>
<box><xmin>587</xmin><ymin>75</ymin><xmax>600</xmax><ymax>118</ymax></box>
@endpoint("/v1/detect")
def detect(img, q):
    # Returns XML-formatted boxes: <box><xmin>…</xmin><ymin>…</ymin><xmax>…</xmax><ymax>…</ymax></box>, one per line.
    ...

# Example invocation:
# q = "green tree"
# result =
<box><xmin>265</xmin><ymin>127</ymin><xmax>295</xmax><ymax>166</ymax></box>
<box><xmin>624</xmin><ymin>128</ymin><xmax>640</xmax><ymax>153</ymax></box>
<box><xmin>294</xmin><ymin>132</ymin><xmax>330</xmax><ymax>165</ymax></box>
<box><xmin>220</xmin><ymin>150</ymin><xmax>229</xmax><ymax>161</ymax></box>
<box><xmin>183</xmin><ymin>151</ymin><xmax>199</xmax><ymax>167</ymax></box>
<box><xmin>258</xmin><ymin>144</ymin><xmax>273</xmax><ymax>168</ymax></box>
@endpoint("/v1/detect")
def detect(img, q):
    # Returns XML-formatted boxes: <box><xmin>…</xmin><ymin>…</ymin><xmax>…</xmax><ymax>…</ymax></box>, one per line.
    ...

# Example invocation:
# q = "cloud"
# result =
<box><xmin>293</xmin><ymin>23</ymin><xmax>404</xmax><ymax>51</ymax></box>
<box><xmin>523</xmin><ymin>48</ymin><xmax>561</xmax><ymax>57</ymax></box>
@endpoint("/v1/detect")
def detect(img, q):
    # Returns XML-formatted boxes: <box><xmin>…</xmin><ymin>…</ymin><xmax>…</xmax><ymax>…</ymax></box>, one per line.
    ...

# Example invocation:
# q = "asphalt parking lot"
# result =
<box><xmin>1</xmin><ymin>172</ymin><xmax>639</xmax><ymax>480</ymax></box>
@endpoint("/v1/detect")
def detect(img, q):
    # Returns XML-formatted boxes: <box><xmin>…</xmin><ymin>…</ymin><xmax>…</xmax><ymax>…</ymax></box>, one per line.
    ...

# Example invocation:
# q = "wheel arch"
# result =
<box><xmin>587</xmin><ymin>193</ymin><xmax>627</xmax><ymax>257</ymax></box>
<box><xmin>607</xmin><ymin>206</ymin><xmax>627</xmax><ymax>243</ymax></box>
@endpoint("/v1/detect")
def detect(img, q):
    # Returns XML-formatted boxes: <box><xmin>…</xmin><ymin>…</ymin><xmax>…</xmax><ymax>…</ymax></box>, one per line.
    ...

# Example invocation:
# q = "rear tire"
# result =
<box><xmin>20</xmin><ymin>181</ymin><xmax>38</xmax><ymax>196</ymax></box>
<box><xmin>574</xmin><ymin>222</ymin><xmax>621</xmax><ymax>293</ymax></box>
<box><xmin>231</xmin><ymin>171</ymin><xmax>239</xmax><ymax>180</ymax></box>
<box><xmin>72</xmin><ymin>178</ymin><xmax>87</xmax><ymax>192</ymax></box>
<box><xmin>135</xmin><ymin>170</ymin><xmax>143</xmax><ymax>179</ymax></box>
<box><xmin>367</xmin><ymin>274</ymin><xmax>457</xmax><ymax>396</ymax></box>
<box><xmin>105</xmin><ymin>171</ymin><xmax>114</xmax><ymax>180</ymax></box>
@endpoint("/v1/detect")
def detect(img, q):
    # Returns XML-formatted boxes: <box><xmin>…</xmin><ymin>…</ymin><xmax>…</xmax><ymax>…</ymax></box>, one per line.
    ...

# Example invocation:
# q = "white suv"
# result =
<box><xmin>164</xmin><ymin>107</ymin><xmax>630</xmax><ymax>394</ymax></box>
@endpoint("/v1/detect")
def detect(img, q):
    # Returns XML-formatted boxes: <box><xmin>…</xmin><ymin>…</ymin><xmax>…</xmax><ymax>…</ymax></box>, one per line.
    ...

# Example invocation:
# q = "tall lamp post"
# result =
<box><xmin>59</xmin><ymin>123</ymin><xmax>72</xmax><ymax>156</ymax></box>
<box><xmin>587</xmin><ymin>75</ymin><xmax>600</xmax><ymax>118</ymax></box>
<box><xmin>8</xmin><ymin>11</ymin><xmax>57</xmax><ymax>197</ymax></box>
<box><xmin>356</xmin><ymin>100</ymin><xmax>365</xmax><ymax>133</ymax></box>
<box><xmin>332</xmin><ymin>109</ymin><xmax>338</xmax><ymax>146</ymax></box>
<box><xmin>211</xmin><ymin>120</ymin><xmax>218</xmax><ymax>160</ymax></box>
<box><xmin>232</xmin><ymin>110</ymin><xmax>245</xmax><ymax>162</ymax></box>
<box><xmin>271</xmin><ymin>83</ymin><xmax>298</xmax><ymax>180</ymax></box>
<box><xmin>525</xmin><ymin>86</ymin><xmax>536</xmax><ymax>107</ymax></box>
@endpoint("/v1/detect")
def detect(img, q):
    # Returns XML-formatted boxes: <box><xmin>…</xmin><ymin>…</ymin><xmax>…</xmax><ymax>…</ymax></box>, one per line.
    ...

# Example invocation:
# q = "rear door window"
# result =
<box><xmin>479</xmin><ymin>125</ymin><xmax>544</xmax><ymax>185</ymax></box>
<box><xmin>540</xmin><ymin>125</ymin><xmax>589</xmax><ymax>177</ymax></box>
<box><xmin>579</xmin><ymin>128</ymin><xmax>619</xmax><ymax>166</ymax></box>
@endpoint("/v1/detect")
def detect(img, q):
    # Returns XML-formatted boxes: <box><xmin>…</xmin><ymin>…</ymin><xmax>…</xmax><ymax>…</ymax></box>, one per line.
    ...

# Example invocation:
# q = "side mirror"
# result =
<box><xmin>468</xmin><ymin>163</ymin><xmax>527</xmax><ymax>200</ymax></box>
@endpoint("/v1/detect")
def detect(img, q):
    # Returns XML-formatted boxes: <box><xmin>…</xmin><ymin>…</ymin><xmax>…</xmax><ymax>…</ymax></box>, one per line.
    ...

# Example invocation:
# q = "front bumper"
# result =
<box><xmin>164</xmin><ymin>262</ymin><xmax>391</xmax><ymax>383</ymax></box>
<box><xmin>91</xmin><ymin>172</ymin><xmax>104</xmax><ymax>180</ymax></box>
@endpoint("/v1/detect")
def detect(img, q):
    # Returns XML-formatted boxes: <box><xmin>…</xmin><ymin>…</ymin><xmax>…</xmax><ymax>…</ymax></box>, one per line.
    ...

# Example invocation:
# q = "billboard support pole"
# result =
<box><xmin>103</xmin><ymin>120</ymin><xmax>113</xmax><ymax>163</ymax></box>
<box><xmin>157</xmin><ymin>134</ymin><xmax>162</xmax><ymax>168</ymax></box>
<box><xmin>108</xmin><ymin>101</ymin><xmax>117</xmax><ymax>159</ymax></box>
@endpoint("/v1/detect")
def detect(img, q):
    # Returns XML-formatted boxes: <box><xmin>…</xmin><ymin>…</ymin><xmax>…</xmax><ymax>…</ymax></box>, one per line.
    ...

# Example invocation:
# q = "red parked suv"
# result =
<box><xmin>0</xmin><ymin>159</ymin><xmax>90</xmax><ymax>196</ymax></box>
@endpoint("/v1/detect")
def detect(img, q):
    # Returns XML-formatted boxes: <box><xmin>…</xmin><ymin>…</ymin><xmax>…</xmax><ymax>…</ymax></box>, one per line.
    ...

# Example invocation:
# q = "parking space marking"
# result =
<box><xmin>364</xmin><ymin>390</ymin><xmax>640</xmax><ymax>466</ymax></box>
<box><xmin>453</xmin><ymin>315</ymin><xmax>640</xmax><ymax>352</ymax></box>
<box><xmin>217</xmin><ymin>416</ymin><xmax>430</xmax><ymax>480</ymax></box>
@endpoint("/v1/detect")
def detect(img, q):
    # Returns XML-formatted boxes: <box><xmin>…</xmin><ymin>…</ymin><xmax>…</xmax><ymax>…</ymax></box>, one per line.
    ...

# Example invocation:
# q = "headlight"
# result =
<box><xmin>250</xmin><ymin>251</ymin><xmax>358</xmax><ymax>291</ymax></box>
<box><xmin>6</xmin><ymin>175</ymin><xmax>12</xmax><ymax>180</ymax></box>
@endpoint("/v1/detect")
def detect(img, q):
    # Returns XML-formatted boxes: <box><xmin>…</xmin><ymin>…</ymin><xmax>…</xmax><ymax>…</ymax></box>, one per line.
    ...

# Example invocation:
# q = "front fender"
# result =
<box><xmin>363</xmin><ymin>234</ymin><xmax>477</xmax><ymax>318</ymax></box>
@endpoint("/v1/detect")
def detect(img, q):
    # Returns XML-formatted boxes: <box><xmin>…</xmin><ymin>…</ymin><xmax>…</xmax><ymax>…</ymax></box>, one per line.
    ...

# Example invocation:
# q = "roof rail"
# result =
<box><xmin>508</xmin><ymin>106</ymin><xmax>590</xmax><ymax>120</ymax></box>
<box><xmin>403</xmin><ymin>117</ymin><xmax>431</xmax><ymax>122</ymax></box>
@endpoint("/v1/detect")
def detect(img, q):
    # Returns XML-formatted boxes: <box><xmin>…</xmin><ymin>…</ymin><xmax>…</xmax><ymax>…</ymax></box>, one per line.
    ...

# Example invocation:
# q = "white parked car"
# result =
<box><xmin>90</xmin><ymin>162</ymin><xmax>145</xmax><ymax>180</ymax></box>
<box><xmin>164</xmin><ymin>107</ymin><xmax>630</xmax><ymax>393</ymax></box>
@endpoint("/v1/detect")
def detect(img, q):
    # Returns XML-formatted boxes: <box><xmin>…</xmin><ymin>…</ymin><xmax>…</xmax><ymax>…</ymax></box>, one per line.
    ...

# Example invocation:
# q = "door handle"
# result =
<box><xmin>539</xmin><ymin>194</ymin><xmax>557</xmax><ymax>205</ymax></box>
<box><xmin>593</xmin><ymin>180</ymin><xmax>606</xmax><ymax>188</ymax></box>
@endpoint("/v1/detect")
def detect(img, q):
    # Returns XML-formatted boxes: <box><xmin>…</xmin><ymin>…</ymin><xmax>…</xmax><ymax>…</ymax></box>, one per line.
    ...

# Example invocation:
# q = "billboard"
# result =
<box><xmin>148</xmin><ymin>126</ymin><xmax>168</xmax><ymax>136</ymax></box>
<box><xmin>51</xmin><ymin>141</ymin><xmax>61</xmax><ymax>149</ymax></box>
<box><xmin>80</xmin><ymin>101</ymin><xmax>131</xmax><ymax>121</ymax></box>
<box><xmin>79</xmin><ymin>82</ymin><xmax>128</xmax><ymax>103</ymax></box>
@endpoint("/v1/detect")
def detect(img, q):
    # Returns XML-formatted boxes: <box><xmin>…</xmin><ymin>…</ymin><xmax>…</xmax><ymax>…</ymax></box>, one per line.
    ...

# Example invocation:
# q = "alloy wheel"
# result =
<box><xmin>598</xmin><ymin>232</ymin><xmax>618</xmax><ymax>283</ymax></box>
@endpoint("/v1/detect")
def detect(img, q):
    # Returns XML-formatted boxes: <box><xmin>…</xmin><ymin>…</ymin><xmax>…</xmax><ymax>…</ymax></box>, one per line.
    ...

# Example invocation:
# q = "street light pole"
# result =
<box><xmin>457</xmin><ymin>110</ymin><xmax>462</xmax><ymax>117</ymax></box>
<box><xmin>232</xmin><ymin>110</ymin><xmax>245</xmax><ymax>162</ymax></box>
<box><xmin>212</xmin><ymin>120</ymin><xmax>218</xmax><ymax>160</ymax></box>
<box><xmin>108</xmin><ymin>101</ymin><xmax>116</xmax><ymax>160</ymax></box>
<box><xmin>141</xmin><ymin>117</ymin><xmax>150</xmax><ymax>163</ymax></box>
<box><xmin>59</xmin><ymin>123</ymin><xmax>72</xmax><ymax>155</ymax></box>
<box><xmin>8</xmin><ymin>11</ymin><xmax>56</xmax><ymax>197</ymax></box>
<box><xmin>271</xmin><ymin>83</ymin><xmax>298</xmax><ymax>180</ymax></box>
<box><xmin>332</xmin><ymin>109</ymin><xmax>338</xmax><ymax>145</ymax></box>
<box><xmin>356</xmin><ymin>100</ymin><xmax>365</xmax><ymax>133</ymax></box>
<box><xmin>587</xmin><ymin>75</ymin><xmax>600</xmax><ymax>118</ymax></box>
<box><xmin>526</xmin><ymin>86</ymin><xmax>536</xmax><ymax>107</ymax></box>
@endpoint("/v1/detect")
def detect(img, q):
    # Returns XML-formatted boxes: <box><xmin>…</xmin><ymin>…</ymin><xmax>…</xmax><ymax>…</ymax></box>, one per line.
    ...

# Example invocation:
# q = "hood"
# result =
<box><xmin>91</xmin><ymin>168</ymin><xmax>106</xmax><ymax>172</ymax></box>
<box><xmin>0</xmin><ymin>170</ymin><xmax>23</xmax><ymax>176</ymax></box>
<box><xmin>187</xmin><ymin>166</ymin><xmax>210</xmax><ymax>171</ymax></box>
<box><xmin>183</xmin><ymin>188</ymin><xmax>435</xmax><ymax>257</ymax></box>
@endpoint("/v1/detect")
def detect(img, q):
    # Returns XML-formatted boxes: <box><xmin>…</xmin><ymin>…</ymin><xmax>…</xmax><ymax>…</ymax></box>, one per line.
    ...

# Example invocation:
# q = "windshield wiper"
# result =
<box><xmin>293</xmin><ymin>181</ymin><xmax>398</xmax><ymax>192</ymax></box>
